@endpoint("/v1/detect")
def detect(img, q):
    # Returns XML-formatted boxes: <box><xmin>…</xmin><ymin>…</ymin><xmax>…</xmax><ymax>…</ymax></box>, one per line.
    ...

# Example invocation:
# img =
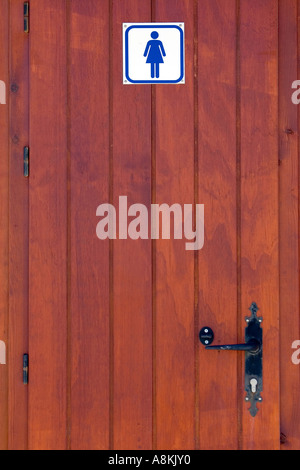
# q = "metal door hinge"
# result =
<box><xmin>24</xmin><ymin>2</ymin><xmax>30</xmax><ymax>33</ymax></box>
<box><xmin>23</xmin><ymin>354</ymin><xmax>29</xmax><ymax>384</ymax></box>
<box><xmin>24</xmin><ymin>146</ymin><xmax>29</xmax><ymax>177</ymax></box>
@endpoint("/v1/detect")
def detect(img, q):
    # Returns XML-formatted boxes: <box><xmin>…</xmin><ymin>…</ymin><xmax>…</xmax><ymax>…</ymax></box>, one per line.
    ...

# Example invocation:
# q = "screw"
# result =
<box><xmin>285</xmin><ymin>128</ymin><xmax>294</xmax><ymax>135</ymax></box>
<box><xmin>11</xmin><ymin>83</ymin><xmax>19</xmax><ymax>93</ymax></box>
<box><xmin>280</xmin><ymin>433</ymin><xmax>287</xmax><ymax>444</ymax></box>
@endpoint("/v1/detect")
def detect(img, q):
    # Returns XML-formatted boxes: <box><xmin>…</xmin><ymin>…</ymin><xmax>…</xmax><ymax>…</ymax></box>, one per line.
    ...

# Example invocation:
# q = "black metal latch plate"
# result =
<box><xmin>244</xmin><ymin>303</ymin><xmax>263</xmax><ymax>417</ymax></box>
<box><xmin>199</xmin><ymin>302</ymin><xmax>263</xmax><ymax>417</ymax></box>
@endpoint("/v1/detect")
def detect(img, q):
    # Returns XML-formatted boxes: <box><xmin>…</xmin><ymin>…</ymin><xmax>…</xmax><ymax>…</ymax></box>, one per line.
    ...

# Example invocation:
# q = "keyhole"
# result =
<box><xmin>250</xmin><ymin>378</ymin><xmax>258</xmax><ymax>393</ymax></box>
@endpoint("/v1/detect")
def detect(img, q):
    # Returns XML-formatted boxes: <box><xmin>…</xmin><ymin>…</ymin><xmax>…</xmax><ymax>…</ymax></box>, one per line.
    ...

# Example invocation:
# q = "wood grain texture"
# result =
<box><xmin>8</xmin><ymin>0</ymin><xmax>29</xmax><ymax>450</ymax></box>
<box><xmin>112</xmin><ymin>0</ymin><xmax>153</xmax><ymax>450</ymax></box>
<box><xmin>154</xmin><ymin>0</ymin><xmax>195</xmax><ymax>450</ymax></box>
<box><xmin>240</xmin><ymin>0</ymin><xmax>280</xmax><ymax>450</ymax></box>
<box><xmin>68</xmin><ymin>1</ymin><xmax>109</xmax><ymax>449</ymax></box>
<box><xmin>29</xmin><ymin>0</ymin><xmax>68</xmax><ymax>450</ymax></box>
<box><xmin>0</xmin><ymin>0</ymin><xmax>9</xmax><ymax>450</ymax></box>
<box><xmin>69</xmin><ymin>0</ymin><xmax>110</xmax><ymax>450</ymax></box>
<box><xmin>197</xmin><ymin>0</ymin><xmax>238</xmax><ymax>450</ymax></box>
<box><xmin>279</xmin><ymin>0</ymin><xmax>300</xmax><ymax>450</ymax></box>
<box><xmin>2</xmin><ymin>0</ymin><xmax>300</xmax><ymax>450</ymax></box>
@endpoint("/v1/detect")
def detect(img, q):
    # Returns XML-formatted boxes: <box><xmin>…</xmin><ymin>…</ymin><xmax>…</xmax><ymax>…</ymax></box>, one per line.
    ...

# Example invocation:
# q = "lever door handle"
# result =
<box><xmin>199</xmin><ymin>303</ymin><xmax>263</xmax><ymax>417</ymax></box>
<box><xmin>205</xmin><ymin>338</ymin><xmax>261</xmax><ymax>353</ymax></box>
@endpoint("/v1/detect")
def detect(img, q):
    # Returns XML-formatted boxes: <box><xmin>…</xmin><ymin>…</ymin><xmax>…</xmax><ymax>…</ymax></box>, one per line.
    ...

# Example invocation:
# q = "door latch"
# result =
<box><xmin>199</xmin><ymin>303</ymin><xmax>263</xmax><ymax>417</ymax></box>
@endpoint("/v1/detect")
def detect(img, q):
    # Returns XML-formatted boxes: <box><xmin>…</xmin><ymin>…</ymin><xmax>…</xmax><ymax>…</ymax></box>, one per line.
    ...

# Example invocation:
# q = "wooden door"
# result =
<box><xmin>1</xmin><ymin>0</ymin><xmax>300</xmax><ymax>451</ymax></box>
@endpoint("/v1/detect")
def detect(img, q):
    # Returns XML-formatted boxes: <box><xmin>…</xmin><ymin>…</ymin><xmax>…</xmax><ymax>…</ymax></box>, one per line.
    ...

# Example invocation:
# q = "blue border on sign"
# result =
<box><xmin>124</xmin><ymin>24</ymin><xmax>184</xmax><ymax>84</ymax></box>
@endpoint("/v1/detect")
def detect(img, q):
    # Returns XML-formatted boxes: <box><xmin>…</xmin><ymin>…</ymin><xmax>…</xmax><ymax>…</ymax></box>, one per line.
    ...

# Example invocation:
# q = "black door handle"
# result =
<box><xmin>205</xmin><ymin>338</ymin><xmax>261</xmax><ymax>353</ymax></box>
<box><xmin>199</xmin><ymin>303</ymin><xmax>263</xmax><ymax>417</ymax></box>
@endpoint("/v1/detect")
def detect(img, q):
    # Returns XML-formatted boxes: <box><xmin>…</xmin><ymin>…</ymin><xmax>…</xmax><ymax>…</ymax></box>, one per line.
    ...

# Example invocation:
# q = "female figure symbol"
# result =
<box><xmin>143</xmin><ymin>32</ymin><xmax>166</xmax><ymax>79</ymax></box>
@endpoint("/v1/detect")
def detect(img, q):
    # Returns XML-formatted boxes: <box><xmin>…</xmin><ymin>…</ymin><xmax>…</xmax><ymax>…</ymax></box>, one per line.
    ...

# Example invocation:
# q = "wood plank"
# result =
<box><xmin>197</xmin><ymin>0</ymin><xmax>239</xmax><ymax>450</ymax></box>
<box><xmin>112</xmin><ymin>0</ymin><xmax>153</xmax><ymax>450</ymax></box>
<box><xmin>28</xmin><ymin>0</ymin><xmax>68</xmax><ymax>450</ymax></box>
<box><xmin>69</xmin><ymin>0</ymin><xmax>110</xmax><ymax>450</ymax></box>
<box><xmin>0</xmin><ymin>0</ymin><xmax>9</xmax><ymax>450</ymax></box>
<box><xmin>240</xmin><ymin>0</ymin><xmax>280</xmax><ymax>450</ymax></box>
<box><xmin>279</xmin><ymin>0</ymin><xmax>300</xmax><ymax>450</ymax></box>
<box><xmin>154</xmin><ymin>0</ymin><xmax>195</xmax><ymax>450</ymax></box>
<box><xmin>8</xmin><ymin>0</ymin><xmax>29</xmax><ymax>450</ymax></box>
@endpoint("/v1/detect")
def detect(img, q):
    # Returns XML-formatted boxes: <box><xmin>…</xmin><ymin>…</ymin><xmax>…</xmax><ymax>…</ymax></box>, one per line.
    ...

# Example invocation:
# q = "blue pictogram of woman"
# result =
<box><xmin>143</xmin><ymin>31</ymin><xmax>166</xmax><ymax>79</ymax></box>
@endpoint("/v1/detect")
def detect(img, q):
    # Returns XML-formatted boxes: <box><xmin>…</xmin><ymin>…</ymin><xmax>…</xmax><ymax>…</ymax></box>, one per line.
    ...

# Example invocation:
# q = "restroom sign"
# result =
<box><xmin>123</xmin><ymin>23</ymin><xmax>185</xmax><ymax>84</ymax></box>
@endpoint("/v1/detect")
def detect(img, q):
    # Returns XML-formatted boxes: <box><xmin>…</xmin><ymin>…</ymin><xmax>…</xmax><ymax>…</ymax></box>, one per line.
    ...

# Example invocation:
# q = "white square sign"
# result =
<box><xmin>123</xmin><ymin>23</ymin><xmax>185</xmax><ymax>84</ymax></box>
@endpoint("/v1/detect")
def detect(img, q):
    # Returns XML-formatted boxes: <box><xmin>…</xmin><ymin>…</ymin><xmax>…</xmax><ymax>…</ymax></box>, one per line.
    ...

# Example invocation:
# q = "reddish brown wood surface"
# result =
<box><xmin>0</xmin><ymin>0</ymin><xmax>9</xmax><ymax>451</ymax></box>
<box><xmin>154</xmin><ymin>0</ymin><xmax>195</xmax><ymax>450</ymax></box>
<box><xmin>69</xmin><ymin>0</ymin><xmax>110</xmax><ymax>450</ymax></box>
<box><xmin>197</xmin><ymin>0</ymin><xmax>239</xmax><ymax>450</ymax></box>
<box><xmin>8</xmin><ymin>0</ymin><xmax>29</xmax><ymax>450</ymax></box>
<box><xmin>240</xmin><ymin>0</ymin><xmax>280</xmax><ymax>450</ymax></box>
<box><xmin>279</xmin><ymin>0</ymin><xmax>300</xmax><ymax>450</ymax></box>
<box><xmin>112</xmin><ymin>0</ymin><xmax>153</xmax><ymax>450</ymax></box>
<box><xmin>1</xmin><ymin>0</ymin><xmax>300</xmax><ymax>450</ymax></box>
<box><xmin>29</xmin><ymin>0</ymin><xmax>68</xmax><ymax>450</ymax></box>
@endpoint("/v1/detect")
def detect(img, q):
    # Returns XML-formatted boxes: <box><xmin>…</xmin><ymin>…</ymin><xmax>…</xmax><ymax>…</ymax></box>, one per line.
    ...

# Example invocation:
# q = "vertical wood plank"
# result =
<box><xmin>279</xmin><ymin>0</ymin><xmax>300</xmax><ymax>450</ymax></box>
<box><xmin>69</xmin><ymin>0</ymin><xmax>110</xmax><ymax>450</ymax></box>
<box><xmin>0</xmin><ymin>0</ymin><xmax>9</xmax><ymax>450</ymax></box>
<box><xmin>8</xmin><ymin>0</ymin><xmax>29</xmax><ymax>449</ymax></box>
<box><xmin>29</xmin><ymin>0</ymin><xmax>68</xmax><ymax>449</ymax></box>
<box><xmin>112</xmin><ymin>0</ymin><xmax>153</xmax><ymax>450</ymax></box>
<box><xmin>240</xmin><ymin>0</ymin><xmax>280</xmax><ymax>450</ymax></box>
<box><xmin>154</xmin><ymin>0</ymin><xmax>195</xmax><ymax>450</ymax></box>
<box><xmin>197</xmin><ymin>0</ymin><xmax>238</xmax><ymax>450</ymax></box>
